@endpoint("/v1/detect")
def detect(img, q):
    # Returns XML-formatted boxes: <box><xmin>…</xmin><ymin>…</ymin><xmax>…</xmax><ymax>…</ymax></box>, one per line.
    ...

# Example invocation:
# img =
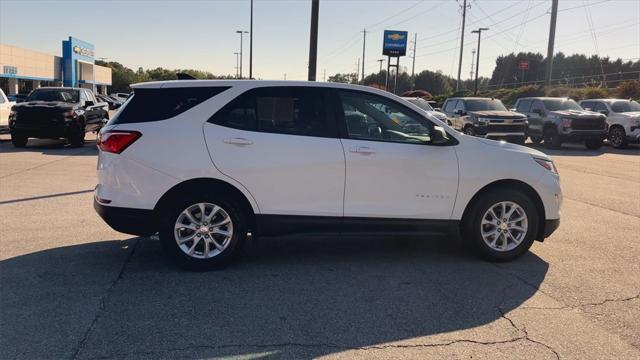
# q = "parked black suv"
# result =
<box><xmin>515</xmin><ymin>97</ymin><xmax>607</xmax><ymax>149</ymax></box>
<box><xmin>441</xmin><ymin>97</ymin><xmax>527</xmax><ymax>144</ymax></box>
<box><xmin>9</xmin><ymin>87</ymin><xmax>108</xmax><ymax>147</ymax></box>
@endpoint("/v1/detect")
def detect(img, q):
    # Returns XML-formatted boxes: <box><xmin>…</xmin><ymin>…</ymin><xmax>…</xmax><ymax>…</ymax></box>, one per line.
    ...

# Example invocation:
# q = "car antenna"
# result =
<box><xmin>176</xmin><ymin>73</ymin><xmax>196</xmax><ymax>80</ymax></box>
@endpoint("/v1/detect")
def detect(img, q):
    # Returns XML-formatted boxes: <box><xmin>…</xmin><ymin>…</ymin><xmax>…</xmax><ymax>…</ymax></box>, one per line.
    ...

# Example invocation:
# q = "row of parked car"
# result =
<box><xmin>403</xmin><ymin>96</ymin><xmax>640</xmax><ymax>149</ymax></box>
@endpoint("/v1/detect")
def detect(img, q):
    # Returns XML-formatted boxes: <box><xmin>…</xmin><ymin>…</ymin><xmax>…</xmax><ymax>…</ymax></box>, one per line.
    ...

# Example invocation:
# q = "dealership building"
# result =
<box><xmin>0</xmin><ymin>36</ymin><xmax>112</xmax><ymax>96</ymax></box>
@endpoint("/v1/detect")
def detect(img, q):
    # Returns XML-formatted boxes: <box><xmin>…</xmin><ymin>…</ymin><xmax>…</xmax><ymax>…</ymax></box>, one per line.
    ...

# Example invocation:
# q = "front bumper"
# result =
<box><xmin>10</xmin><ymin>120</ymin><xmax>80</xmax><ymax>138</ymax></box>
<box><xmin>560</xmin><ymin>129</ymin><xmax>607</xmax><ymax>142</ymax></box>
<box><xmin>94</xmin><ymin>198</ymin><xmax>157</xmax><ymax>236</ymax></box>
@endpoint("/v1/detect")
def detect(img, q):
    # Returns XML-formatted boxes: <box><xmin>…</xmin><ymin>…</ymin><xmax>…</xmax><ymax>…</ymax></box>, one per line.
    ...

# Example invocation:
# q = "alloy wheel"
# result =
<box><xmin>480</xmin><ymin>201</ymin><xmax>528</xmax><ymax>252</ymax></box>
<box><xmin>174</xmin><ymin>202</ymin><xmax>233</xmax><ymax>259</ymax></box>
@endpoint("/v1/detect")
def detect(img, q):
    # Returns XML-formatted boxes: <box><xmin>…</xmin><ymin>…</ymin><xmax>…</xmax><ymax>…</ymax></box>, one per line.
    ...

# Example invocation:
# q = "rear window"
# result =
<box><xmin>110</xmin><ymin>87</ymin><xmax>229</xmax><ymax>124</ymax></box>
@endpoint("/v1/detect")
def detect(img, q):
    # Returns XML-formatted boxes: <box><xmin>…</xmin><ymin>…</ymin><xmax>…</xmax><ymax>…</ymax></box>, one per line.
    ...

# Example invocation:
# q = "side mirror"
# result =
<box><xmin>84</xmin><ymin>100</ymin><xmax>95</xmax><ymax>107</ymax></box>
<box><xmin>598</xmin><ymin>109</ymin><xmax>609</xmax><ymax>116</ymax></box>
<box><xmin>434</xmin><ymin>107</ymin><xmax>442</xmax><ymax>112</ymax></box>
<box><xmin>454</xmin><ymin>109</ymin><xmax>466</xmax><ymax>116</ymax></box>
<box><xmin>430</xmin><ymin>126</ymin><xmax>449</xmax><ymax>145</ymax></box>
<box><xmin>532</xmin><ymin>108</ymin><xmax>544</xmax><ymax>116</ymax></box>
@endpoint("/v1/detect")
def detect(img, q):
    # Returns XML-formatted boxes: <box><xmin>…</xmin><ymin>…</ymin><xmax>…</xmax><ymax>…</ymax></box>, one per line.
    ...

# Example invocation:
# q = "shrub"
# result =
<box><xmin>580</xmin><ymin>87</ymin><xmax>609</xmax><ymax>100</ymax></box>
<box><xmin>614</xmin><ymin>80</ymin><xmax>640</xmax><ymax>99</ymax></box>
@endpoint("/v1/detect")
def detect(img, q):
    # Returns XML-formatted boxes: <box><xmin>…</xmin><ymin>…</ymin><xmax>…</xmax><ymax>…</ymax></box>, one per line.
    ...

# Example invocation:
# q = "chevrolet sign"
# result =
<box><xmin>382</xmin><ymin>30</ymin><xmax>408</xmax><ymax>57</ymax></box>
<box><xmin>73</xmin><ymin>45</ymin><xmax>94</xmax><ymax>58</ymax></box>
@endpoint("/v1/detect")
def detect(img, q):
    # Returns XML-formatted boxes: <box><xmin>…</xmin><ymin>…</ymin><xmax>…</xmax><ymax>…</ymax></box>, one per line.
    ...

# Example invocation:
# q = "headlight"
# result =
<box><xmin>534</xmin><ymin>157</ymin><xmax>558</xmax><ymax>175</ymax></box>
<box><xmin>477</xmin><ymin>117</ymin><xmax>489</xmax><ymax>125</ymax></box>
<box><xmin>8</xmin><ymin>110</ymin><xmax>17</xmax><ymax>120</ymax></box>
<box><xmin>561</xmin><ymin>118</ymin><xmax>572</xmax><ymax>128</ymax></box>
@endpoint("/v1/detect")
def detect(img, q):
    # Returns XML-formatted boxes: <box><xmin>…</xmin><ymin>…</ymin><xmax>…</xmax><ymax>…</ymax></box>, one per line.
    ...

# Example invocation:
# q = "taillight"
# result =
<box><xmin>97</xmin><ymin>130</ymin><xmax>141</xmax><ymax>154</ymax></box>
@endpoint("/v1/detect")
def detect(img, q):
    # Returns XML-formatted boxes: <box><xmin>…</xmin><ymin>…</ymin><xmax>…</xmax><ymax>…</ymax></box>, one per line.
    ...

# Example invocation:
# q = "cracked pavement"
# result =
<box><xmin>0</xmin><ymin>136</ymin><xmax>639</xmax><ymax>359</ymax></box>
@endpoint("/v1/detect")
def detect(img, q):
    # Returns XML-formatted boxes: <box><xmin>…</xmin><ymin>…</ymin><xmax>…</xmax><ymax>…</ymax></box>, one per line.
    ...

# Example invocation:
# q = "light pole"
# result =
<box><xmin>234</xmin><ymin>52</ymin><xmax>240</xmax><ymax>78</ymax></box>
<box><xmin>249</xmin><ymin>0</ymin><xmax>254</xmax><ymax>79</ymax></box>
<box><xmin>377</xmin><ymin>59</ymin><xmax>385</xmax><ymax>72</ymax></box>
<box><xmin>236</xmin><ymin>30</ymin><xmax>249</xmax><ymax>78</ymax></box>
<box><xmin>471</xmin><ymin>27</ymin><xmax>489</xmax><ymax>95</ymax></box>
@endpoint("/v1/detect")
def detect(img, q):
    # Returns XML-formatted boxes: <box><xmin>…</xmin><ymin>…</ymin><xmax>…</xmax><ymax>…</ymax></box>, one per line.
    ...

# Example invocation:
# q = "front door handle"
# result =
<box><xmin>224</xmin><ymin>138</ymin><xmax>253</xmax><ymax>146</ymax></box>
<box><xmin>349</xmin><ymin>146</ymin><xmax>376</xmax><ymax>154</ymax></box>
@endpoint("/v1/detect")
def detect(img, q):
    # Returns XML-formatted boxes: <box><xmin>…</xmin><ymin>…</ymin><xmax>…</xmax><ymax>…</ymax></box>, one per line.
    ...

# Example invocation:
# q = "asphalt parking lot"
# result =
<box><xmin>0</xmin><ymin>134</ymin><xmax>638</xmax><ymax>360</ymax></box>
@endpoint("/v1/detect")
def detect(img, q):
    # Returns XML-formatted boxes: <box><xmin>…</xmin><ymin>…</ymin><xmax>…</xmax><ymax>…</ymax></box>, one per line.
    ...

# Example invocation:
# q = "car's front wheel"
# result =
<box><xmin>159</xmin><ymin>194</ymin><xmax>247</xmax><ymax>271</ymax></box>
<box><xmin>543</xmin><ymin>127</ymin><xmax>562</xmax><ymax>149</ymax></box>
<box><xmin>530</xmin><ymin>136</ymin><xmax>543</xmax><ymax>145</ymax></box>
<box><xmin>608</xmin><ymin>126</ymin><xmax>627</xmax><ymax>149</ymax></box>
<box><xmin>463</xmin><ymin>188</ymin><xmax>539</xmax><ymax>262</ymax></box>
<box><xmin>464</xmin><ymin>125</ymin><xmax>476</xmax><ymax>136</ymax></box>
<box><xmin>585</xmin><ymin>138</ymin><xmax>603</xmax><ymax>150</ymax></box>
<box><xmin>11</xmin><ymin>132</ymin><xmax>28</xmax><ymax>147</ymax></box>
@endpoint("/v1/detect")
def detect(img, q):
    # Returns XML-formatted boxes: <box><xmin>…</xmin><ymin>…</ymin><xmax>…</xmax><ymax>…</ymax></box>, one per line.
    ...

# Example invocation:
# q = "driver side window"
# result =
<box><xmin>338</xmin><ymin>90</ymin><xmax>432</xmax><ymax>144</ymax></box>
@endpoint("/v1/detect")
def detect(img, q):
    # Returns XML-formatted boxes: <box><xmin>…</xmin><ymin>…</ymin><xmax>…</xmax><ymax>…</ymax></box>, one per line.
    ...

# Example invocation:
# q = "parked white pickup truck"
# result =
<box><xmin>580</xmin><ymin>99</ymin><xmax>640</xmax><ymax>148</ymax></box>
<box><xmin>0</xmin><ymin>88</ymin><xmax>17</xmax><ymax>134</ymax></box>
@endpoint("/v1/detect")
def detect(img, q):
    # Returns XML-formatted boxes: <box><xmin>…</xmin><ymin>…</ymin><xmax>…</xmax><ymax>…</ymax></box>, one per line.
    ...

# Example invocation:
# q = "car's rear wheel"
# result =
<box><xmin>159</xmin><ymin>194</ymin><xmax>247</xmax><ymax>271</ymax></box>
<box><xmin>585</xmin><ymin>138</ymin><xmax>603</xmax><ymax>150</ymax></box>
<box><xmin>530</xmin><ymin>136</ymin><xmax>543</xmax><ymax>144</ymax></box>
<box><xmin>511</xmin><ymin>136</ymin><xmax>526</xmax><ymax>145</ymax></box>
<box><xmin>543</xmin><ymin>127</ymin><xmax>562</xmax><ymax>149</ymax></box>
<box><xmin>11</xmin><ymin>132</ymin><xmax>28</xmax><ymax>147</ymax></box>
<box><xmin>463</xmin><ymin>188</ymin><xmax>539</xmax><ymax>262</ymax></box>
<box><xmin>608</xmin><ymin>126</ymin><xmax>627</xmax><ymax>149</ymax></box>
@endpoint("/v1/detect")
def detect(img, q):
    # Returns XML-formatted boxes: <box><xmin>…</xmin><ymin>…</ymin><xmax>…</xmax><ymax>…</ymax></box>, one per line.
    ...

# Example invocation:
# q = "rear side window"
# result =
<box><xmin>110</xmin><ymin>87</ymin><xmax>229</xmax><ymax>124</ymax></box>
<box><xmin>209</xmin><ymin>87</ymin><xmax>332</xmax><ymax>137</ymax></box>
<box><xmin>516</xmin><ymin>99</ymin><xmax>531</xmax><ymax>113</ymax></box>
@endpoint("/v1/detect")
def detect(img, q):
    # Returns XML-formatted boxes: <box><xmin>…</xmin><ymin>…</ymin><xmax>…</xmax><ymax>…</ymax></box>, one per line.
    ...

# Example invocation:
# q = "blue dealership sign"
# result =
<box><xmin>382</xmin><ymin>30</ymin><xmax>408</xmax><ymax>57</ymax></box>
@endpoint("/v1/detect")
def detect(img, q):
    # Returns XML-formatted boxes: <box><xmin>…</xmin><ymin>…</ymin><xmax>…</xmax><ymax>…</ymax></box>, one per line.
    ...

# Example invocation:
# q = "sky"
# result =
<box><xmin>1</xmin><ymin>0</ymin><xmax>638</xmax><ymax>81</ymax></box>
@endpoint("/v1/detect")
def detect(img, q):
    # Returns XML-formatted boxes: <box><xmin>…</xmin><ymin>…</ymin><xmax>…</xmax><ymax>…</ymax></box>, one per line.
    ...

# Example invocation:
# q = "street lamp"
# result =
<box><xmin>471</xmin><ymin>27</ymin><xmax>489</xmax><ymax>95</ymax></box>
<box><xmin>236</xmin><ymin>30</ymin><xmax>249</xmax><ymax>79</ymax></box>
<box><xmin>234</xmin><ymin>52</ymin><xmax>240</xmax><ymax>79</ymax></box>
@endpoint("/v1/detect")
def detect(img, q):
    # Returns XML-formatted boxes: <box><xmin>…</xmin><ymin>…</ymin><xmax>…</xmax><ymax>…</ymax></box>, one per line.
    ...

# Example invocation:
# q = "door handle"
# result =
<box><xmin>223</xmin><ymin>138</ymin><xmax>253</xmax><ymax>146</ymax></box>
<box><xmin>349</xmin><ymin>146</ymin><xmax>376</xmax><ymax>154</ymax></box>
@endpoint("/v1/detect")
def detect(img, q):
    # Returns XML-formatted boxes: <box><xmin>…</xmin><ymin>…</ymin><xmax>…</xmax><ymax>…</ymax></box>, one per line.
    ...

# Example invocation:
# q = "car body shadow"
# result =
<box><xmin>527</xmin><ymin>142</ymin><xmax>640</xmax><ymax>156</ymax></box>
<box><xmin>0</xmin><ymin>235</ymin><xmax>549</xmax><ymax>359</ymax></box>
<box><xmin>0</xmin><ymin>137</ymin><xmax>98</xmax><ymax>156</ymax></box>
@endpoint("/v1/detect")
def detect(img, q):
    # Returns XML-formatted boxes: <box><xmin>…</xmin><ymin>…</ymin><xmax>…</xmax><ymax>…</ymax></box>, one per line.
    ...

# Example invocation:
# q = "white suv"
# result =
<box><xmin>94</xmin><ymin>80</ymin><xmax>562</xmax><ymax>270</ymax></box>
<box><xmin>579</xmin><ymin>99</ymin><xmax>640</xmax><ymax>148</ymax></box>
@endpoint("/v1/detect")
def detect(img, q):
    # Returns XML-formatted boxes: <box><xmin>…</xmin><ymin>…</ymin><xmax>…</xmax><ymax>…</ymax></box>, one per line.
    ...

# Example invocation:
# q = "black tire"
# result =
<box><xmin>585</xmin><ymin>138</ymin><xmax>603</xmax><ymax>150</ymax></box>
<box><xmin>530</xmin><ymin>136</ymin><xmax>543</xmax><ymax>145</ymax></box>
<box><xmin>68</xmin><ymin>129</ymin><xmax>85</xmax><ymax>147</ymax></box>
<box><xmin>11</xmin><ymin>133</ymin><xmax>28</xmax><ymax>147</ymax></box>
<box><xmin>608</xmin><ymin>126</ymin><xmax>627</xmax><ymax>149</ymax></box>
<box><xmin>464</xmin><ymin>125</ymin><xmax>476</xmax><ymax>136</ymax></box>
<box><xmin>510</xmin><ymin>136</ymin><xmax>526</xmax><ymax>145</ymax></box>
<box><xmin>462</xmin><ymin>188</ymin><xmax>539</xmax><ymax>262</ymax></box>
<box><xmin>543</xmin><ymin>127</ymin><xmax>562</xmax><ymax>149</ymax></box>
<box><xmin>159</xmin><ymin>192</ymin><xmax>248</xmax><ymax>271</ymax></box>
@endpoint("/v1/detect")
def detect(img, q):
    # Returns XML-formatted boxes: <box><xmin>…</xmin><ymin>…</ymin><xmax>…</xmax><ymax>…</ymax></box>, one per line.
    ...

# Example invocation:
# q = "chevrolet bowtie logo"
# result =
<box><xmin>387</xmin><ymin>33</ymin><xmax>405</xmax><ymax>41</ymax></box>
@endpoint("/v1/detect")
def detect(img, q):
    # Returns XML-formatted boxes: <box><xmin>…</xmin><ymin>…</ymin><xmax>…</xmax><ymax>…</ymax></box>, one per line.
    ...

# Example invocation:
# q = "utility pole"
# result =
<box><xmin>249</xmin><ymin>0</ymin><xmax>254</xmax><ymax>79</ymax></box>
<box><xmin>308</xmin><ymin>0</ymin><xmax>319</xmax><ymax>81</ymax></box>
<box><xmin>456</xmin><ymin>0</ymin><xmax>469</xmax><ymax>91</ymax></box>
<box><xmin>284</xmin><ymin>73</ymin><xmax>287</xmax><ymax>80</ymax></box>
<box><xmin>236</xmin><ymin>30</ymin><xmax>248</xmax><ymax>78</ymax></box>
<box><xmin>361</xmin><ymin>28</ymin><xmax>367</xmax><ymax>82</ymax></box>
<box><xmin>234</xmin><ymin>52</ymin><xmax>240</xmax><ymax>78</ymax></box>
<box><xmin>356</xmin><ymin>58</ymin><xmax>360</xmax><ymax>82</ymax></box>
<box><xmin>411</xmin><ymin>33</ymin><xmax>417</xmax><ymax>78</ymax></box>
<box><xmin>472</xmin><ymin>28</ymin><xmax>488</xmax><ymax>95</ymax></box>
<box><xmin>377</xmin><ymin>59</ymin><xmax>385</xmax><ymax>72</ymax></box>
<box><xmin>545</xmin><ymin>0</ymin><xmax>559</xmax><ymax>86</ymax></box>
<box><xmin>323</xmin><ymin>68</ymin><xmax>326</xmax><ymax>82</ymax></box>
<box><xmin>470</xmin><ymin>48</ymin><xmax>476</xmax><ymax>80</ymax></box>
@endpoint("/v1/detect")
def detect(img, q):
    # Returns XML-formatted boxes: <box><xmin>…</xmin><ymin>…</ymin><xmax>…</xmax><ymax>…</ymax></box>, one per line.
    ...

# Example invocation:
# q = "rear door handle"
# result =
<box><xmin>223</xmin><ymin>138</ymin><xmax>253</xmax><ymax>146</ymax></box>
<box><xmin>349</xmin><ymin>146</ymin><xmax>376</xmax><ymax>154</ymax></box>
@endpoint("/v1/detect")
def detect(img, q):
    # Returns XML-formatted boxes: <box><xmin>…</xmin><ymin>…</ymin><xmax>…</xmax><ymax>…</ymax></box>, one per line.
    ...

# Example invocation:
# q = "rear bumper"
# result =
<box><xmin>94</xmin><ymin>199</ymin><xmax>157</xmax><ymax>236</ymax></box>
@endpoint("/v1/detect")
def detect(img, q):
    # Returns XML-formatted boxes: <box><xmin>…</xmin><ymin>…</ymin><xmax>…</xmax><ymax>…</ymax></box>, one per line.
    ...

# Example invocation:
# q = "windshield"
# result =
<box><xmin>466</xmin><ymin>99</ymin><xmax>507</xmax><ymax>111</ymax></box>
<box><xmin>542</xmin><ymin>99</ymin><xmax>582</xmax><ymax>111</ymax></box>
<box><xmin>406</xmin><ymin>98</ymin><xmax>434</xmax><ymax>111</ymax></box>
<box><xmin>608</xmin><ymin>100</ymin><xmax>640</xmax><ymax>113</ymax></box>
<box><xmin>27</xmin><ymin>89</ymin><xmax>79</xmax><ymax>103</ymax></box>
